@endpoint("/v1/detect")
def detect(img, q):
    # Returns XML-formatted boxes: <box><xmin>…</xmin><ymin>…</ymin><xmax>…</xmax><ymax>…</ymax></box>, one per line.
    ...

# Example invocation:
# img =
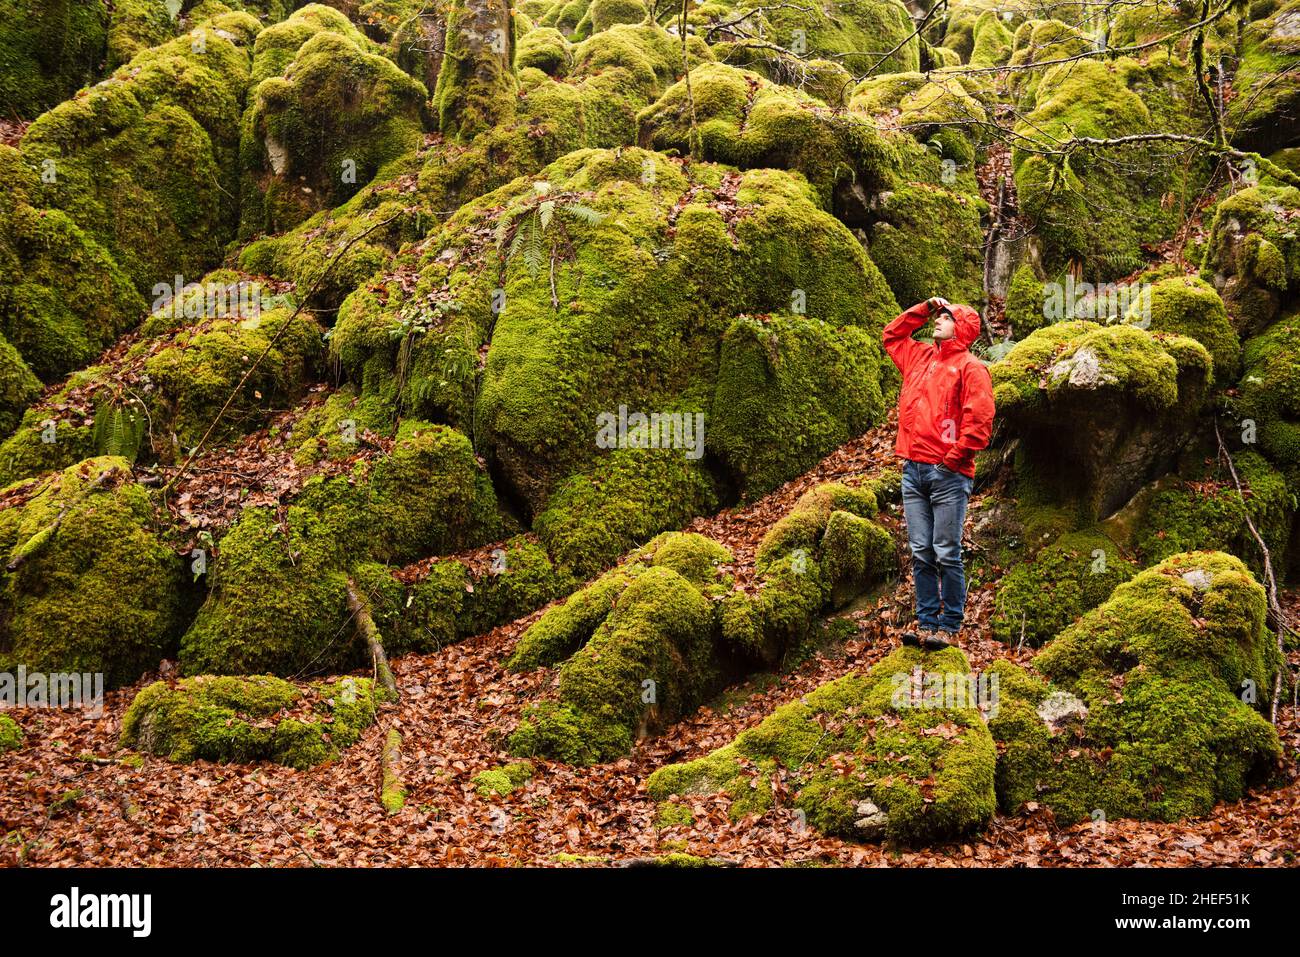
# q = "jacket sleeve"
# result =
<box><xmin>941</xmin><ymin>359</ymin><xmax>996</xmax><ymax>471</ymax></box>
<box><xmin>881</xmin><ymin>301</ymin><xmax>933</xmax><ymax>374</ymax></box>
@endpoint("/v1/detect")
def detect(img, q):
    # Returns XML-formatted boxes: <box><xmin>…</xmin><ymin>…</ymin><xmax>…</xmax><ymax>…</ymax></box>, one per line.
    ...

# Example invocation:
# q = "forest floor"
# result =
<box><xmin>2</xmin><ymin>415</ymin><xmax>1298</xmax><ymax>868</ymax></box>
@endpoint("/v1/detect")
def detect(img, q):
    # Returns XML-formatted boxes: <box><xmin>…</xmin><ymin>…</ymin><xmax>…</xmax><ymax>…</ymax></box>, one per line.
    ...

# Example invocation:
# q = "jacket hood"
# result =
<box><xmin>941</xmin><ymin>304</ymin><xmax>981</xmax><ymax>352</ymax></box>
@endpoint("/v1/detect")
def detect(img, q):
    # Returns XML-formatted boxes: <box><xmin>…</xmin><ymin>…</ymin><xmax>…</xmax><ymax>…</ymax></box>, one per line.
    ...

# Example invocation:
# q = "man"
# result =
<box><xmin>882</xmin><ymin>296</ymin><xmax>995</xmax><ymax>650</ymax></box>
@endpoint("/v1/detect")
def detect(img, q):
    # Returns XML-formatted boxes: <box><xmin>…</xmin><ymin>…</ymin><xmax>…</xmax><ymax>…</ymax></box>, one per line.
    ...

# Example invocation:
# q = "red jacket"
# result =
<box><xmin>882</xmin><ymin>301</ymin><xmax>995</xmax><ymax>479</ymax></box>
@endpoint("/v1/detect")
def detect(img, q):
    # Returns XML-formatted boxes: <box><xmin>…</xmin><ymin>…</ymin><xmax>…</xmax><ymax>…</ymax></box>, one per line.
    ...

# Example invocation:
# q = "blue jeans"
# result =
<box><xmin>901</xmin><ymin>458</ymin><xmax>973</xmax><ymax>633</ymax></box>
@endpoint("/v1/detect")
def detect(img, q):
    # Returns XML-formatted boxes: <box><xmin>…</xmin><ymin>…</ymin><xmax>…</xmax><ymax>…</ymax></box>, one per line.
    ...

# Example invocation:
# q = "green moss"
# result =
<box><xmin>1226</xmin><ymin>0</ymin><xmax>1300</xmax><ymax>153</ymax></box>
<box><xmin>472</xmin><ymin>759</ymin><xmax>534</xmax><ymax>797</ymax></box>
<box><xmin>1237</xmin><ymin>312</ymin><xmax>1300</xmax><ymax>486</ymax></box>
<box><xmin>0</xmin><ymin>713</ymin><xmax>23</xmax><ymax>753</ymax></box>
<box><xmin>120</xmin><ymin>674</ymin><xmax>379</xmax><ymax>768</ymax></box>
<box><xmin>1201</xmin><ymin>186</ymin><xmax>1300</xmax><ymax>334</ymax></box>
<box><xmin>653</xmin><ymin>800</ymin><xmax>694</xmax><ymax>828</ymax></box>
<box><xmin>107</xmin><ymin>0</ymin><xmax>177</xmax><ymax>69</ymax></box>
<box><xmin>637</xmin><ymin>62</ymin><xmax>901</xmax><ymax>208</ymax></box>
<box><xmin>1004</xmin><ymin>262</ymin><xmax>1046</xmax><ymax>336</ymax></box>
<box><xmin>461</xmin><ymin>149</ymin><xmax>896</xmax><ymax>514</ymax></box>
<box><xmin>995</xmin><ymin>552</ymin><xmax>1285</xmax><ymax>824</ymax></box>
<box><xmin>242</xmin><ymin>20</ymin><xmax>427</xmax><ymax>234</ymax></box>
<box><xmin>506</xmin><ymin>565</ymin><xmax>638</xmax><ymax>670</ymax></box>
<box><xmin>515</xmin><ymin>25</ymin><xmax>572</xmax><ymax>75</ymax></box>
<box><xmin>0</xmin><ymin>161</ymin><xmax>148</xmax><ymax>382</ymax></box>
<box><xmin>991</xmin><ymin>529</ymin><xmax>1137</xmax><ymax>647</ymax></box>
<box><xmin>942</xmin><ymin>0</ymin><xmax>1025</xmax><ymax>61</ymax></box>
<box><xmin>0</xmin><ymin>332</ymin><xmax>40</xmax><ymax>438</ymax></box>
<box><xmin>968</xmin><ymin>10</ymin><xmax>1013</xmax><ymax>66</ymax></box>
<box><xmin>1132</xmin><ymin>276</ymin><xmax>1240</xmax><ymax>387</ymax></box>
<box><xmin>865</xmin><ymin>182</ymin><xmax>987</xmax><ymax>308</ymax></box>
<box><xmin>0</xmin><ymin>457</ymin><xmax>186</xmax><ymax>688</ymax></box>
<box><xmin>435</xmin><ymin>0</ymin><xmax>517</xmax><ymax>141</ymax></box>
<box><xmin>380</xmin><ymin>727</ymin><xmax>406</xmax><ymax>813</ymax></box>
<box><xmin>0</xmin><ymin>0</ymin><xmax>109</xmax><ymax>117</ymax></box>
<box><xmin>990</xmin><ymin>322</ymin><xmax>1212</xmax><ymax>518</ymax></box>
<box><xmin>509</xmin><ymin>564</ymin><xmax>720</xmax><ymax>763</ymax></box>
<box><xmin>712</xmin><ymin>317</ymin><xmax>883</xmax><ymax>501</ymax></box>
<box><xmin>19</xmin><ymin>14</ymin><xmax>256</xmax><ymax>290</ymax></box>
<box><xmin>533</xmin><ymin>443</ymin><xmax>720</xmax><ymax>580</ymax></box>
<box><xmin>1130</xmin><ymin>451</ymin><xmax>1294</xmax><ymax>579</ymax></box>
<box><xmin>1013</xmin><ymin>57</ymin><xmax>1208</xmax><ymax>279</ymax></box>
<box><xmin>648</xmin><ymin>646</ymin><xmax>996</xmax><ymax>844</ymax></box>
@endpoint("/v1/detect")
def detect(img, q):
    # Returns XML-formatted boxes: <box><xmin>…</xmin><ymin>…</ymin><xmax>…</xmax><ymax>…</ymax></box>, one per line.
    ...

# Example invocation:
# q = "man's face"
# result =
<box><xmin>933</xmin><ymin>310</ymin><xmax>957</xmax><ymax>341</ymax></box>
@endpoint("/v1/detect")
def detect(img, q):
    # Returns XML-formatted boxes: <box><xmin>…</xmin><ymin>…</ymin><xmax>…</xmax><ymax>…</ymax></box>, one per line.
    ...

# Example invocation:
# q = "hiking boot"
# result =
<box><xmin>901</xmin><ymin>628</ymin><xmax>934</xmax><ymax>648</ymax></box>
<box><xmin>924</xmin><ymin>630</ymin><xmax>958</xmax><ymax>651</ymax></box>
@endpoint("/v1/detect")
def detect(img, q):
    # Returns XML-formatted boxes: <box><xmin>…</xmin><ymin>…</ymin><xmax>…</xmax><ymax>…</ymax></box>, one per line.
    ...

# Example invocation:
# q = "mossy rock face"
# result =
<box><xmin>533</xmin><ymin>442</ymin><xmax>720</xmax><ymax>580</ymax></box>
<box><xmin>991</xmin><ymin>552</ymin><xmax>1284</xmax><ymax>824</ymax></box>
<box><xmin>1131</xmin><ymin>276</ymin><xmax>1240</xmax><ymax>388</ymax></box>
<box><xmin>701</xmin><ymin>0</ymin><xmax>920</xmax><ymax>77</ymax></box>
<box><xmin>711</xmin><ymin>315</ymin><xmax>886</xmax><ymax>501</ymax></box>
<box><xmin>0</xmin><ymin>332</ymin><xmax>41</xmax><ymax>439</ymax></box>
<box><xmin>1228</xmin><ymin>0</ymin><xmax>1300</xmax><ymax>154</ymax></box>
<box><xmin>179</xmin><ymin>421</ymin><xmax>504</xmax><ymax>676</ymax></box>
<box><xmin>1005</xmin><ymin>19</ymin><xmax>1091</xmax><ymax>102</ymax></box>
<box><xmin>0</xmin><ymin>457</ymin><xmax>187</xmax><ymax>688</ymax></box>
<box><xmin>990</xmin><ymin>321</ymin><xmax>1212</xmax><ymax>519</ymax></box>
<box><xmin>1201</xmin><ymin>185</ymin><xmax>1300</xmax><ymax>336</ymax></box>
<box><xmin>1004</xmin><ymin>261</ymin><xmax>1046</xmax><ymax>336</ymax></box>
<box><xmin>1236</xmin><ymin>310</ymin><xmax>1300</xmax><ymax>490</ymax></box>
<box><xmin>864</xmin><ymin>182</ymin><xmax>987</xmax><ymax>308</ymax></box>
<box><xmin>369</xmin><ymin>534</ymin><xmax>576</xmax><ymax>656</ymax></box>
<box><xmin>0</xmin><ymin>713</ymin><xmax>24</xmax><ymax>753</ymax></box>
<box><xmin>1013</xmin><ymin>56</ymin><xmax>1208</xmax><ymax>280</ymax></box>
<box><xmin>991</xmin><ymin>529</ymin><xmax>1137</xmax><ymax>647</ymax></box>
<box><xmin>0</xmin><ymin>146</ymin><xmax>148</xmax><ymax>384</ymax></box>
<box><xmin>466</xmin><ymin>149</ymin><xmax>897</xmax><ymax>513</ymax></box>
<box><xmin>435</xmin><ymin>0</ymin><xmax>515</xmax><ymax>141</ymax></box>
<box><xmin>1117</xmin><ymin>452</ymin><xmax>1295</xmax><ymax>581</ymax></box>
<box><xmin>120</xmin><ymin>674</ymin><xmax>379</xmax><ymax>768</ymax></box>
<box><xmin>0</xmin><ymin>0</ymin><xmax>110</xmax><ymax>118</ymax></box>
<box><xmin>18</xmin><ymin>12</ymin><xmax>258</xmax><ymax>291</ymax></box>
<box><xmin>242</xmin><ymin>11</ymin><xmax>428</xmax><ymax>234</ymax></box>
<box><xmin>509</xmin><ymin>491</ymin><xmax>895</xmax><ymax>763</ymax></box>
<box><xmin>637</xmin><ymin>62</ymin><xmax>901</xmax><ymax>211</ymax></box>
<box><xmin>940</xmin><ymin>0</ymin><xmax>1028</xmax><ymax>61</ymax></box>
<box><xmin>107</xmin><ymin>0</ymin><xmax>180</xmax><ymax>69</ymax></box>
<box><xmin>647</xmin><ymin>646</ymin><xmax>996</xmax><ymax>845</ymax></box>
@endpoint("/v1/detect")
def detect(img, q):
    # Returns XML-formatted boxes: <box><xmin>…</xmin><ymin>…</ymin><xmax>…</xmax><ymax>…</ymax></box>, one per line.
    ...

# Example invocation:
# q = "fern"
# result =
<box><xmin>92</xmin><ymin>396</ymin><xmax>147</xmax><ymax>461</ymax></box>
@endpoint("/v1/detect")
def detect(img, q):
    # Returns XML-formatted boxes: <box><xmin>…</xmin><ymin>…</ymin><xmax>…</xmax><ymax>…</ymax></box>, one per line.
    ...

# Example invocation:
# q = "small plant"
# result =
<box><xmin>91</xmin><ymin>392</ymin><xmax>149</xmax><ymax>462</ymax></box>
<box><xmin>495</xmin><ymin>181</ymin><xmax>605</xmax><ymax>307</ymax></box>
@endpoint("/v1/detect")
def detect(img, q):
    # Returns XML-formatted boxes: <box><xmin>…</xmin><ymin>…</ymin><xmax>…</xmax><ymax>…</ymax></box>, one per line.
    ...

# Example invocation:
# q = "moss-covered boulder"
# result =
<box><xmin>508</xmin><ymin>488</ymin><xmax>896</xmax><ymax>763</ymax></box>
<box><xmin>179</xmin><ymin>421</ymin><xmax>504</xmax><ymax>676</ymax></box>
<box><xmin>699</xmin><ymin>0</ymin><xmax>920</xmax><ymax>77</ymax></box>
<box><xmin>0</xmin><ymin>457</ymin><xmax>187</xmax><ymax>688</ymax></box>
<box><xmin>0</xmin><ymin>332</ymin><xmax>41</xmax><ymax>438</ymax></box>
<box><xmin>241</xmin><ymin>8</ymin><xmax>428</xmax><ymax>234</ymax></box>
<box><xmin>1228</xmin><ymin>0</ymin><xmax>1300</xmax><ymax>155</ymax></box>
<box><xmin>1105</xmin><ymin>451</ymin><xmax>1294</xmax><ymax>582</ymax></box>
<box><xmin>1236</xmin><ymin>311</ymin><xmax>1300</xmax><ymax>489</ymax></box>
<box><xmin>991</xmin><ymin>321</ymin><xmax>1212</xmax><ymax>519</ymax></box>
<box><xmin>636</xmin><ymin>62</ymin><xmax>901</xmax><ymax>211</ymax></box>
<box><xmin>991</xmin><ymin>528</ymin><xmax>1137</xmax><ymax>647</ymax></box>
<box><xmin>0</xmin><ymin>0</ymin><xmax>109</xmax><ymax>118</ymax></box>
<box><xmin>990</xmin><ymin>551</ymin><xmax>1284</xmax><ymax>824</ymax></box>
<box><xmin>18</xmin><ymin>10</ymin><xmax>259</xmax><ymax>290</ymax></box>
<box><xmin>710</xmin><ymin>315</ymin><xmax>886</xmax><ymax>501</ymax></box>
<box><xmin>434</xmin><ymin>0</ymin><xmax>515</xmax><ymax>141</ymax></box>
<box><xmin>647</xmin><ymin>646</ymin><xmax>997</xmax><ymax>844</ymax></box>
<box><xmin>1129</xmin><ymin>275</ymin><xmax>1240</xmax><ymax>388</ymax></box>
<box><xmin>0</xmin><ymin>146</ymin><xmax>147</xmax><ymax>384</ymax></box>
<box><xmin>864</xmin><ymin>182</ymin><xmax>987</xmax><ymax>308</ymax></box>
<box><xmin>1201</xmin><ymin>185</ymin><xmax>1300</xmax><ymax>335</ymax></box>
<box><xmin>1013</xmin><ymin>56</ymin><xmax>1208</xmax><ymax>279</ymax></box>
<box><xmin>121</xmin><ymin>674</ymin><xmax>379</xmax><ymax>768</ymax></box>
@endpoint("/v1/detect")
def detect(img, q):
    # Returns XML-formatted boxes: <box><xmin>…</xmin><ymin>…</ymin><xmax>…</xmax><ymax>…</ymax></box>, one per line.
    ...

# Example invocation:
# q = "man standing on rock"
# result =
<box><xmin>882</xmin><ymin>297</ymin><xmax>995</xmax><ymax>650</ymax></box>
